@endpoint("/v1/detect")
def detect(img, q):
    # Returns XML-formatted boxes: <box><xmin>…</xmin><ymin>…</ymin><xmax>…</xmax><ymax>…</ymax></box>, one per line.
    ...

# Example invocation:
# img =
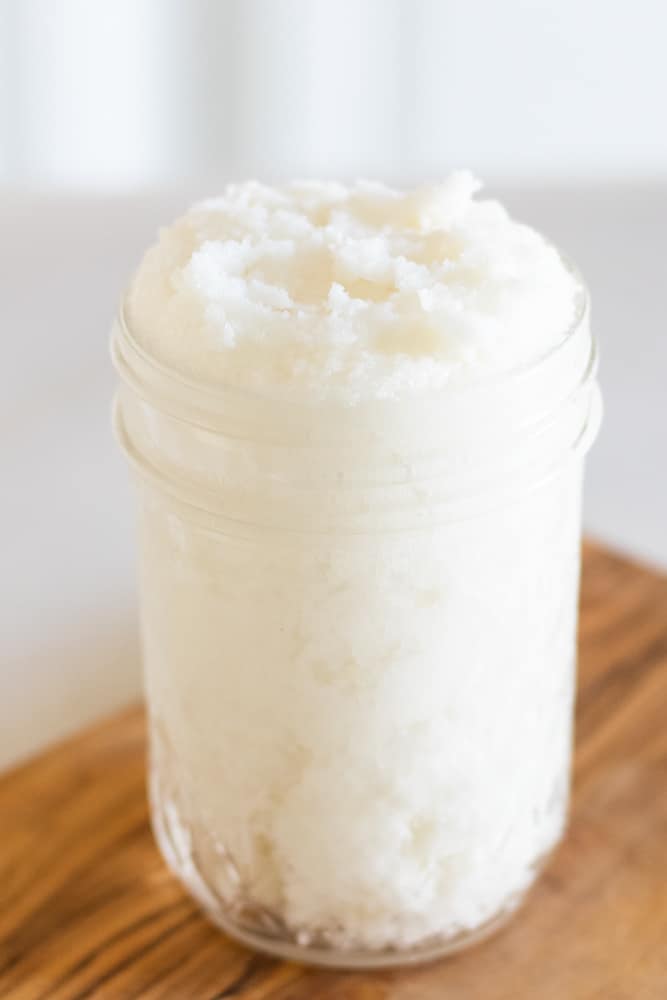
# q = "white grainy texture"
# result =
<box><xmin>143</xmin><ymin>471</ymin><xmax>583</xmax><ymax>950</ymax></box>
<box><xmin>126</xmin><ymin>173</ymin><xmax>578</xmax><ymax>400</ymax></box>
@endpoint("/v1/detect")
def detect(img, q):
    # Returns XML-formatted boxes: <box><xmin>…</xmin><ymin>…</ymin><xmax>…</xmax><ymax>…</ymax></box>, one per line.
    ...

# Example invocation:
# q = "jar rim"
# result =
<box><xmin>112</xmin><ymin>250</ymin><xmax>601</xmax><ymax>533</ymax></box>
<box><xmin>112</xmin><ymin>253</ymin><xmax>589</xmax><ymax>416</ymax></box>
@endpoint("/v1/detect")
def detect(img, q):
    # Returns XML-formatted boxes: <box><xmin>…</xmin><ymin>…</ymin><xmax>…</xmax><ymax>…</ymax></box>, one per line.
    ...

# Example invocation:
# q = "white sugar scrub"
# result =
<box><xmin>126</xmin><ymin>172</ymin><xmax>578</xmax><ymax>399</ymax></box>
<box><xmin>112</xmin><ymin>173</ymin><xmax>602</xmax><ymax>966</ymax></box>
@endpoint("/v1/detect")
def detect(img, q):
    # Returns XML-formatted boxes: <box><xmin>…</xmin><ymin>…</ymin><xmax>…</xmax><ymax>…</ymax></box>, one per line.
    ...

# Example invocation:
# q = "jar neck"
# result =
<box><xmin>112</xmin><ymin>293</ymin><xmax>601</xmax><ymax>532</ymax></box>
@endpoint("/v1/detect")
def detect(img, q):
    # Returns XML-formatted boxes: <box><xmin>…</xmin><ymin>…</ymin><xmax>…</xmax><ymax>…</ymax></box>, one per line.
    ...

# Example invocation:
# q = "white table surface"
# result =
<box><xmin>2</xmin><ymin>183</ymin><xmax>665</xmax><ymax>769</ymax></box>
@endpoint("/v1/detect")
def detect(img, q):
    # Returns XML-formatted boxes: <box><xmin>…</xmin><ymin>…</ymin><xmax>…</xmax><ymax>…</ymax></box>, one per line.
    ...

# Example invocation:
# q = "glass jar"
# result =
<box><xmin>111</xmin><ymin>273</ymin><xmax>601</xmax><ymax>968</ymax></box>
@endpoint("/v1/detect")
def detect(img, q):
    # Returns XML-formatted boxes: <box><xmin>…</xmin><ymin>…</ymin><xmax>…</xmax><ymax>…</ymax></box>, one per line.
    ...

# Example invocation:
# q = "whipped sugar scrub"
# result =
<box><xmin>112</xmin><ymin>173</ymin><xmax>601</xmax><ymax>966</ymax></box>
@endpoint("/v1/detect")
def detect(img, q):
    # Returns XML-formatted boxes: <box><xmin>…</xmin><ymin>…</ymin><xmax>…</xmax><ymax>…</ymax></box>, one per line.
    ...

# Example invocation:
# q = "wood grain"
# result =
<box><xmin>1</xmin><ymin>542</ymin><xmax>666</xmax><ymax>999</ymax></box>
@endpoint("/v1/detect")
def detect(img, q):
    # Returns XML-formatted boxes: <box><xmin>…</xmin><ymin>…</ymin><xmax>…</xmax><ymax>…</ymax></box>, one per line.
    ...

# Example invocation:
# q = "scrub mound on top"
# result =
<box><xmin>126</xmin><ymin>172</ymin><xmax>578</xmax><ymax>401</ymax></box>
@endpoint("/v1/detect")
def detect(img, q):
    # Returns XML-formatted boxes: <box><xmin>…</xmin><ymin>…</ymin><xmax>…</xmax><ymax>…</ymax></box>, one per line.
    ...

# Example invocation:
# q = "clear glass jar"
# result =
<box><xmin>111</xmin><ymin>275</ymin><xmax>601</xmax><ymax>968</ymax></box>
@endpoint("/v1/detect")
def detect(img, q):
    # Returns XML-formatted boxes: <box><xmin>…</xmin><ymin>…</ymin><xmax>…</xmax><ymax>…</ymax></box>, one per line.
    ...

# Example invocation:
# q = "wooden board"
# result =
<box><xmin>1</xmin><ymin>542</ymin><xmax>666</xmax><ymax>999</ymax></box>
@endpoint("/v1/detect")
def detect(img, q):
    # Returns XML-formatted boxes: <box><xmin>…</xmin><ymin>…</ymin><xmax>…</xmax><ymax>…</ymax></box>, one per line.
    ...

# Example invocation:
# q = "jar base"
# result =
<box><xmin>150</xmin><ymin>777</ymin><xmax>535</xmax><ymax>970</ymax></box>
<box><xmin>198</xmin><ymin>894</ymin><xmax>523</xmax><ymax>969</ymax></box>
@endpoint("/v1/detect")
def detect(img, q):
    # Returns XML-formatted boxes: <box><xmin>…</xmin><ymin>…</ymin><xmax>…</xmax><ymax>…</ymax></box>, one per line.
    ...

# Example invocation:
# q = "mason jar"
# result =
<box><xmin>111</xmin><ymin>272</ymin><xmax>601</xmax><ymax>968</ymax></box>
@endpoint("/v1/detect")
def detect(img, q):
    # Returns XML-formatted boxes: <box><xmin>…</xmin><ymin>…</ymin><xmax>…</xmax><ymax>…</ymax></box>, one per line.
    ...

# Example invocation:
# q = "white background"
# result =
<box><xmin>2</xmin><ymin>0</ymin><xmax>666</xmax><ymax>186</ymax></box>
<box><xmin>1</xmin><ymin>0</ymin><xmax>665</xmax><ymax>768</ymax></box>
